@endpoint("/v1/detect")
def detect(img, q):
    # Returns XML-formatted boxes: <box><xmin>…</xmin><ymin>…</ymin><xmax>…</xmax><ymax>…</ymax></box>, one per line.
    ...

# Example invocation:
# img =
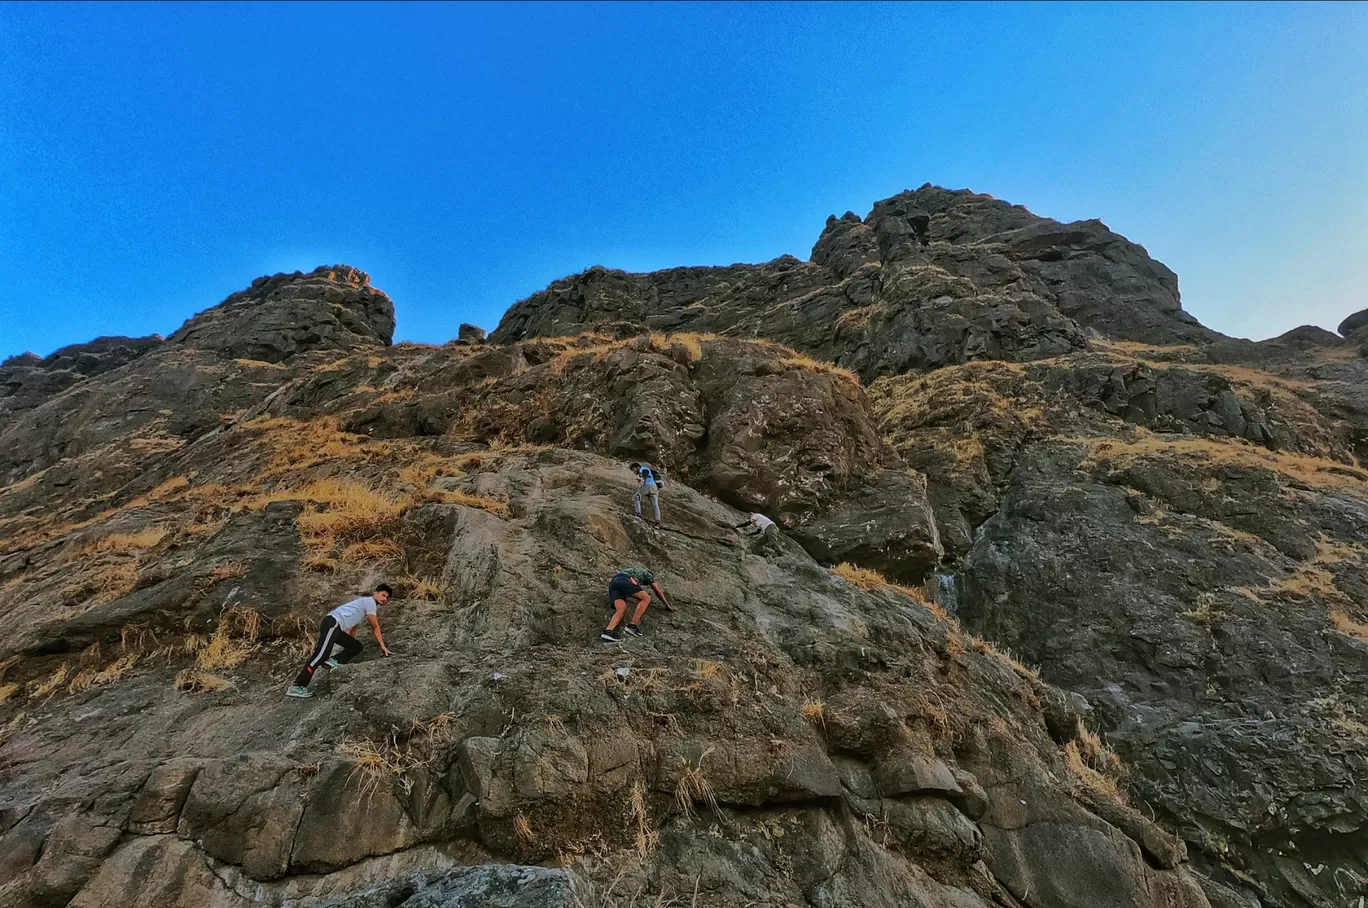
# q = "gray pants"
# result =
<box><xmin>633</xmin><ymin>483</ymin><xmax>660</xmax><ymax>522</ymax></box>
<box><xmin>758</xmin><ymin>524</ymin><xmax>783</xmax><ymax>555</ymax></box>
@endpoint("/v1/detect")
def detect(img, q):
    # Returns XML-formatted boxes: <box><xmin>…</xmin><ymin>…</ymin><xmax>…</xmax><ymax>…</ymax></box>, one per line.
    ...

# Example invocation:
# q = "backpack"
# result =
<box><xmin>649</xmin><ymin>467</ymin><xmax>665</xmax><ymax>489</ymax></box>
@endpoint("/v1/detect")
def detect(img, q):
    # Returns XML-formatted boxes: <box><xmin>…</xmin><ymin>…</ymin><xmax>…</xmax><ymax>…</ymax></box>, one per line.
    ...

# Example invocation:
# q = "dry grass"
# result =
<box><xmin>514</xmin><ymin>813</ymin><xmax>536</xmax><ymax>845</ymax></box>
<box><xmin>400</xmin><ymin>576</ymin><xmax>443</xmax><ymax>602</ymax></box>
<box><xmin>435</xmin><ymin>489</ymin><xmax>511</xmax><ymax>518</ymax></box>
<box><xmin>1330</xmin><ymin>610</ymin><xmax>1368</xmax><ymax>645</ymax></box>
<box><xmin>831</xmin><ymin>562</ymin><xmax>946</xmax><ymax>618</ymax></box>
<box><xmin>1071</xmin><ymin>430</ymin><xmax>1367</xmax><ymax>490</ymax></box>
<box><xmin>801</xmin><ymin>699</ymin><xmax>826</xmax><ymax>727</ymax></box>
<box><xmin>780</xmin><ymin>354</ymin><xmax>859</xmax><ymax>384</ymax></box>
<box><xmin>338</xmin><ymin>736</ymin><xmax>410</xmax><ymax>798</ymax></box>
<box><xmin>67</xmin><ymin>654</ymin><xmax>140</xmax><ymax>694</ymax></box>
<box><xmin>174</xmin><ymin>669</ymin><xmax>234</xmax><ymax>693</ymax></box>
<box><xmin>1182</xmin><ymin>592</ymin><xmax>1224</xmax><ymax>627</ymax></box>
<box><xmin>673</xmin><ymin>748</ymin><xmax>720</xmax><ymax>820</ymax></box>
<box><xmin>1061</xmin><ymin>732</ymin><xmax>1127</xmax><ymax>804</ymax></box>
<box><xmin>28</xmin><ymin>664</ymin><xmax>70</xmax><ymax>701</ymax></box>
<box><xmin>631</xmin><ymin>779</ymin><xmax>659</xmax><ymax>857</ymax></box>
<box><xmin>337</xmin><ymin>714</ymin><xmax>454</xmax><ymax>797</ymax></box>
<box><xmin>190</xmin><ymin>607</ymin><xmax>261</xmax><ymax>670</ymax></box>
<box><xmin>0</xmin><ymin>682</ymin><xmax>19</xmax><ymax>705</ymax></box>
<box><xmin>207</xmin><ymin>561</ymin><xmax>247</xmax><ymax>582</ymax></box>
<box><xmin>339</xmin><ymin>540</ymin><xmax>406</xmax><ymax>564</ymax></box>
<box><xmin>81</xmin><ymin>527</ymin><xmax>167</xmax><ymax>555</ymax></box>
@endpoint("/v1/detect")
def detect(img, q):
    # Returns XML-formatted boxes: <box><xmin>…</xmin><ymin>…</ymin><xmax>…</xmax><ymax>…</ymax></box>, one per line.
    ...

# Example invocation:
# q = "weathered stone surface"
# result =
<box><xmin>0</xmin><ymin>335</ymin><xmax>162</xmax><ymax>416</ymax></box>
<box><xmin>492</xmin><ymin>185</ymin><xmax>1218</xmax><ymax>381</ymax></box>
<box><xmin>312</xmin><ymin>865</ymin><xmax>575</xmax><ymax>908</ymax></box>
<box><xmin>129</xmin><ymin>758</ymin><xmax>203</xmax><ymax>834</ymax></box>
<box><xmin>873</xmin><ymin>753</ymin><xmax>962</xmax><ymax>798</ymax></box>
<box><xmin>1339</xmin><ymin>307</ymin><xmax>1368</xmax><ymax>338</ymax></box>
<box><xmin>169</xmin><ymin>265</ymin><xmax>394</xmax><ymax>362</ymax></box>
<box><xmin>6</xmin><ymin>192</ymin><xmax>1366</xmax><ymax>908</ymax></box>
<box><xmin>457</xmin><ymin>323</ymin><xmax>488</xmax><ymax>345</ymax></box>
<box><xmin>27</xmin><ymin>813</ymin><xmax>122</xmax><ymax>906</ymax></box>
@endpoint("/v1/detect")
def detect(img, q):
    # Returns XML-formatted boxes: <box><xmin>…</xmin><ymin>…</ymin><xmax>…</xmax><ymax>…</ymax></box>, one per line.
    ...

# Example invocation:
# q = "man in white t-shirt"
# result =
<box><xmin>733</xmin><ymin>512</ymin><xmax>783</xmax><ymax>556</ymax></box>
<box><xmin>286</xmin><ymin>584</ymin><xmax>393</xmax><ymax>699</ymax></box>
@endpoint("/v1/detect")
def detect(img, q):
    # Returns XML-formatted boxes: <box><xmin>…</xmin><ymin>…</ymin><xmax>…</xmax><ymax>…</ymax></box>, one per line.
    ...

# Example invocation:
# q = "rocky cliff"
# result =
<box><xmin>1</xmin><ymin>189</ymin><xmax>1366</xmax><ymax>908</ymax></box>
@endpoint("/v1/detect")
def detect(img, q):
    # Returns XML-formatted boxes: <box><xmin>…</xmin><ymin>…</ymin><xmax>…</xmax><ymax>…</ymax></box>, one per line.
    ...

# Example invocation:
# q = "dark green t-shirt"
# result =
<box><xmin>617</xmin><ymin>566</ymin><xmax>656</xmax><ymax>585</ymax></box>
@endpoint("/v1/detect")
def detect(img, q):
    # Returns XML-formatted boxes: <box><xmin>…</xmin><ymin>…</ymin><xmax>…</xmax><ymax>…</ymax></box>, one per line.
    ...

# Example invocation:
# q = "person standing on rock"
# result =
<box><xmin>628</xmin><ymin>462</ymin><xmax>663</xmax><ymax>526</ymax></box>
<box><xmin>286</xmin><ymin>583</ymin><xmax>393</xmax><ymax>699</ymax></box>
<box><xmin>734</xmin><ymin>512</ymin><xmax>784</xmax><ymax>556</ymax></box>
<box><xmin>600</xmin><ymin>567</ymin><xmax>673</xmax><ymax>642</ymax></box>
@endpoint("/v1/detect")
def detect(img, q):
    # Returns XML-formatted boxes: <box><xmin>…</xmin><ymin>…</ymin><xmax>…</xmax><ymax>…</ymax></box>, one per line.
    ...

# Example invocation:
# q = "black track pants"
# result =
<box><xmin>293</xmin><ymin>616</ymin><xmax>362</xmax><ymax>687</ymax></box>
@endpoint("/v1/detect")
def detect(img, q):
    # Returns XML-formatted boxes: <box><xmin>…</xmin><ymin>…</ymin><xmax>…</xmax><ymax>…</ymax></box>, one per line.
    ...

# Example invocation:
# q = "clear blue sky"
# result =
<box><xmin>2</xmin><ymin>2</ymin><xmax>1365</xmax><ymax>358</ymax></box>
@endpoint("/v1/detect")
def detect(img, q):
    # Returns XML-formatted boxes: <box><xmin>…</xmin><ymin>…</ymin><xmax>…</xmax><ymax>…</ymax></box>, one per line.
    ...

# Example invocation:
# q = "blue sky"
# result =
<box><xmin>2</xmin><ymin>1</ymin><xmax>1365</xmax><ymax>358</ymax></box>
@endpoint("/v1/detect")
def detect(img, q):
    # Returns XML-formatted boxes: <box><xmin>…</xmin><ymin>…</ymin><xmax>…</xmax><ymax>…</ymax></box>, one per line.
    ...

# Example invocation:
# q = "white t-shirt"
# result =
<box><xmin>329</xmin><ymin>596</ymin><xmax>378</xmax><ymax>633</ymax></box>
<box><xmin>750</xmin><ymin>513</ymin><xmax>775</xmax><ymax>532</ymax></box>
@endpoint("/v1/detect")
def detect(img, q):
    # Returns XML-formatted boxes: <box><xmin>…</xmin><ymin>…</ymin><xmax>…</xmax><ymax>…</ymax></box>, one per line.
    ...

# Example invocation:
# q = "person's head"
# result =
<box><xmin>628</xmin><ymin>462</ymin><xmax>641</xmax><ymax>473</ymax></box>
<box><xmin>373</xmin><ymin>583</ymin><xmax>392</xmax><ymax>605</ymax></box>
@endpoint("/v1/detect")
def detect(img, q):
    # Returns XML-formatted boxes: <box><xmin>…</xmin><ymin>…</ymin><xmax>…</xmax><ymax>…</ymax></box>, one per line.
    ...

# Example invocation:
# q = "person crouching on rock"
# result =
<box><xmin>286</xmin><ymin>583</ymin><xmax>393</xmax><ymax>699</ymax></box>
<box><xmin>734</xmin><ymin>512</ymin><xmax>784</xmax><ymax>556</ymax></box>
<box><xmin>600</xmin><ymin>567</ymin><xmax>673</xmax><ymax>643</ymax></box>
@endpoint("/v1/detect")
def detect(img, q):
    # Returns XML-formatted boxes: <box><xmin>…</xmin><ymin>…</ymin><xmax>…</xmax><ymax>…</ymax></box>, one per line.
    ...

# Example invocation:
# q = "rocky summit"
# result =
<box><xmin>1</xmin><ymin>190</ymin><xmax>1365</xmax><ymax>908</ymax></box>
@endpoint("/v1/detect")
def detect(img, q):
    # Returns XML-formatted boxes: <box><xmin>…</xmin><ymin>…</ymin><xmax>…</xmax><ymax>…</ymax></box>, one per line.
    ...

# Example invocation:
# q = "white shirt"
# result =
<box><xmin>750</xmin><ymin>513</ymin><xmax>775</xmax><ymax>532</ymax></box>
<box><xmin>329</xmin><ymin>596</ymin><xmax>378</xmax><ymax>633</ymax></box>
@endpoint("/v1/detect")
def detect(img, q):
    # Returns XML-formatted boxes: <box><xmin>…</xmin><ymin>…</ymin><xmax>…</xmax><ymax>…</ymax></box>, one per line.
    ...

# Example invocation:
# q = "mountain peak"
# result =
<box><xmin>168</xmin><ymin>265</ymin><xmax>395</xmax><ymax>363</ymax></box>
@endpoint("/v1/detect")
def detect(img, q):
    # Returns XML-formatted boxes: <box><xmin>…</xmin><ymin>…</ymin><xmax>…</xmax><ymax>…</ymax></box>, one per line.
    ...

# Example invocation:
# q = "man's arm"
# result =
<box><xmin>367</xmin><ymin>613</ymin><xmax>392</xmax><ymax>655</ymax></box>
<box><xmin>650</xmin><ymin>582</ymin><xmax>674</xmax><ymax>611</ymax></box>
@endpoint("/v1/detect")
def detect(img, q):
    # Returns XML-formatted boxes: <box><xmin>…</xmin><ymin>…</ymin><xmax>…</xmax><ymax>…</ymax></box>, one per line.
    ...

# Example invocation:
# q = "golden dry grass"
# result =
<box><xmin>81</xmin><ymin>527</ymin><xmax>167</xmax><ymax>554</ymax></box>
<box><xmin>1061</xmin><ymin>732</ymin><xmax>1127</xmax><ymax>804</ymax></box>
<box><xmin>28</xmin><ymin>664</ymin><xmax>70</xmax><ymax>701</ymax></box>
<box><xmin>1071</xmin><ymin>430</ymin><xmax>1366</xmax><ymax>490</ymax></box>
<box><xmin>780</xmin><ymin>354</ymin><xmax>859</xmax><ymax>384</ymax></box>
<box><xmin>400</xmin><ymin>576</ymin><xmax>442</xmax><ymax>602</ymax></box>
<box><xmin>174</xmin><ymin>669</ymin><xmax>234</xmax><ymax>693</ymax></box>
<box><xmin>67</xmin><ymin>654</ymin><xmax>140</xmax><ymax>694</ymax></box>
<box><xmin>801</xmin><ymin>699</ymin><xmax>826</xmax><ymax>727</ymax></box>
<box><xmin>831</xmin><ymin>562</ymin><xmax>946</xmax><ymax>617</ymax></box>
<box><xmin>1330</xmin><ymin>610</ymin><xmax>1368</xmax><ymax>645</ymax></box>
<box><xmin>673</xmin><ymin>749</ymin><xmax>720</xmax><ymax>820</ymax></box>
<box><xmin>0</xmin><ymin>682</ymin><xmax>19</xmax><ymax>705</ymax></box>
<box><xmin>191</xmin><ymin>607</ymin><xmax>261</xmax><ymax>671</ymax></box>
<box><xmin>514</xmin><ymin>813</ymin><xmax>536</xmax><ymax>845</ymax></box>
<box><xmin>631</xmin><ymin>779</ymin><xmax>658</xmax><ymax>857</ymax></box>
<box><xmin>208</xmin><ymin>561</ymin><xmax>247</xmax><ymax>582</ymax></box>
<box><xmin>339</xmin><ymin>540</ymin><xmax>407</xmax><ymax>565</ymax></box>
<box><xmin>434</xmin><ymin>489</ymin><xmax>511</xmax><ymax>518</ymax></box>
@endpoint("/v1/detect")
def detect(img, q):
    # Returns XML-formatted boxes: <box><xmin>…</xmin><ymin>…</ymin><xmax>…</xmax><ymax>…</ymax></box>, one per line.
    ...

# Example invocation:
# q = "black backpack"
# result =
<box><xmin>641</xmin><ymin>465</ymin><xmax>665</xmax><ymax>489</ymax></box>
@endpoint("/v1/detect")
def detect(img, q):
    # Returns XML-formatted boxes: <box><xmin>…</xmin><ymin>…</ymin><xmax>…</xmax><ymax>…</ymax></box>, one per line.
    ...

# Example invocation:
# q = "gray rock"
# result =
<box><xmin>313</xmin><ymin>866</ymin><xmax>575</xmax><ymax>908</ymax></box>
<box><xmin>1339</xmin><ymin>307</ymin><xmax>1368</xmax><ymax>338</ymax></box>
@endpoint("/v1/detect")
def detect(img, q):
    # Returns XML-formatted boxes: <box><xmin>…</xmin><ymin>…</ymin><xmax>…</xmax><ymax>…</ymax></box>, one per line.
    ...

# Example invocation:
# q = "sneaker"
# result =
<box><xmin>599</xmin><ymin>628</ymin><xmax>623</xmax><ymax>643</ymax></box>
<box><xmin>285</xmin><ymin>685</ymin><xmax>314</xmax><ymax>699</ymax></box>
<box><xmin>624</xmin><ymin>624</ymin><xmax>645</xmax><ymax>638</ymax></box>
<box><xmin>325</xmin><ymin>658</ymin><xmax>342</xmax><ymax>669</ymax></box>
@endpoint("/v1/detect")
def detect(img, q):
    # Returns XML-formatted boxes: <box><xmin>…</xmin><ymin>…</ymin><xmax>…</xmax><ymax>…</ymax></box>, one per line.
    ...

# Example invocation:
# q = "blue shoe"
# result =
<box><xmin>325</xmin><ymin>658</ymin><xmax>342</xmax><ymax>669</ymax></box>
<box><xmin>285</xmin><ymin>685</ymin><xmax>314</xmax><ymax>699</ymax></box>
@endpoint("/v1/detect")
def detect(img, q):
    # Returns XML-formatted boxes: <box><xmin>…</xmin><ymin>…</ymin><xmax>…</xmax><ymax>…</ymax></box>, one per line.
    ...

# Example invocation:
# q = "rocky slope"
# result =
<box><xmin>1</xmin><ymin>191</ymin><xmax>1366</xmax><ymax>908</ymax></box>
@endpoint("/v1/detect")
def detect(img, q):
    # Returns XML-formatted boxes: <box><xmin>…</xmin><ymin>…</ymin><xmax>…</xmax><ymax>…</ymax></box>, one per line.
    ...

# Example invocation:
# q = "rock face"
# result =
<box><xmin>1339</xmin><ymin>307</ymin><xmax>1368</xmax><ymax>339</ymax></box>
<box><xmin>492</xmin><ymin>185</ymin><xmax>1216</xmax><ymax>381</ymax></box>
<box><xmin>2</xmin><ymin>188</ymin><xmax>1367</xmax><ymax>908</ymax></box>
<box><xmin>169</xmin><ymin>265</ymin><xmax>395</xmax><ymax>362</ymax></box>
<box><xmin>0</xmin><ymin>335</ymin><xmax>163</xmax><ymax>417</ymax></box>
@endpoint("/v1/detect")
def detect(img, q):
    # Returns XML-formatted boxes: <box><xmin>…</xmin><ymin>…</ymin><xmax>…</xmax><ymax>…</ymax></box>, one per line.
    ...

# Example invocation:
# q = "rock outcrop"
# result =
<box><xmin>2</xmin><ymin>188</ymin><xmax>1366</xmax><ymax>908</ymax></box>
<box><xmin>0</xmin><ymin>335</ymin><xmax>163</xmax><ymax>418</ymax></box>
<box><xmin>169</xmin><ymin>265</ymin><xmax>395</xmax><ymax>362</ymax></box>
<box><xmin>492</xmin><ymin>185</ymin><xmax>1217</xmax><ymax>381</ymax></box>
